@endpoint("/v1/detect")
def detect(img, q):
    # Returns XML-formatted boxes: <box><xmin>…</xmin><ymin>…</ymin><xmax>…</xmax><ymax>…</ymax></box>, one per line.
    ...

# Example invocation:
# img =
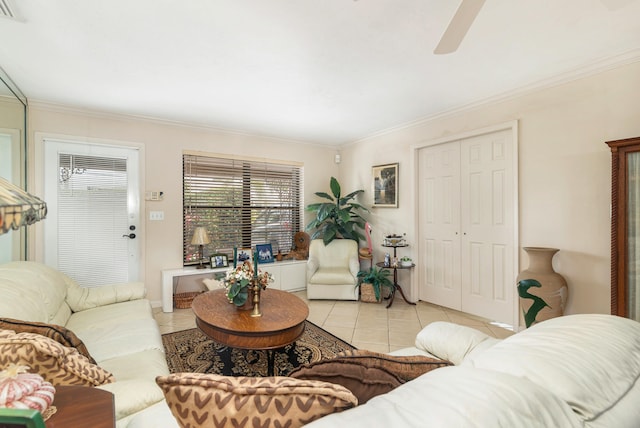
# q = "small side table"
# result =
<box><xmin>379</xmin><ymin>243</ymin><xmax>417</xmax><ymax>308</ymax></box>
<box><xmin>46</xmin><ymin>385</ymin><xmax>115</xmax><ymax>428</ymax></box>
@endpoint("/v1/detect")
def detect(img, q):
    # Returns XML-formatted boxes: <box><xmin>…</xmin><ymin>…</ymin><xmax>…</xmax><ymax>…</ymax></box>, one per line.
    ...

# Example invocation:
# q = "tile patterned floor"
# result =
<box><xmin>154</xmin><ymin>290</ymin><xmax>514</xmax><ymax>353</ymax></box>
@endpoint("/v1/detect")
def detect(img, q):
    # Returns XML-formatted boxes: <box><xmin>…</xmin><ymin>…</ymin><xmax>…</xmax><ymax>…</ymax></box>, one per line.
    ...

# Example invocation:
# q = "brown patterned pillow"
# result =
<box><xmin>156</xmin><ymin>373</ymin><xmax>357</xmax><ymax>427</ymax></box>
<box><xmin>0</xmin><ymin>329</ymin><xmax>114</xmax><ymax>386</ymax></box>
<box><xmin>288</xmin><ymin>358</ymin><xmax>403</xmax><ymax>404</ymax></box>
<box><xmin>0</xmin><ymin>318</ymin><xmax>96</xmax><ymax>364</ymax></box>
<box><xmin>335</xmin><ymin>349</ymin><xmax>453</xmax><ymax>382</ymax></box>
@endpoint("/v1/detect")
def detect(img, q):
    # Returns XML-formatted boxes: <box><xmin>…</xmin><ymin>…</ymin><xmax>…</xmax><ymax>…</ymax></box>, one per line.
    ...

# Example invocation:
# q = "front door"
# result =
<box><xmin>43</xmin><ymin>139</ymin><xmax>140</xmax><ymax>286</ymax></box>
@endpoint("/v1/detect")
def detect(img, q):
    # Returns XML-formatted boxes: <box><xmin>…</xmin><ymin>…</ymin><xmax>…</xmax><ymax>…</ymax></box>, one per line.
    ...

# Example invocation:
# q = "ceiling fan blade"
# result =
<box><xmin>434</xmin><ymin>0</ymin><xmax>486</xmax><ymax>55</ymax></box>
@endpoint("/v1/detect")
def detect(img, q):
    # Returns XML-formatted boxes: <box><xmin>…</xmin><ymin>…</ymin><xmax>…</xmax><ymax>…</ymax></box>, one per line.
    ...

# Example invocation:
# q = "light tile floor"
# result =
<box><xmin>154</xmin><ymin>291</ymin><xmax>514</xmax><ymax>353</ymax></box>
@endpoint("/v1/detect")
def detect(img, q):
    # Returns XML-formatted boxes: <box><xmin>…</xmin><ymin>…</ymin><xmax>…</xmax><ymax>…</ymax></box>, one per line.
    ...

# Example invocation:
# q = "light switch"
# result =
<box><xmin>150</xmin><ymin>211</ymin><xmax>164</xmax><ymax>221</ymax></box>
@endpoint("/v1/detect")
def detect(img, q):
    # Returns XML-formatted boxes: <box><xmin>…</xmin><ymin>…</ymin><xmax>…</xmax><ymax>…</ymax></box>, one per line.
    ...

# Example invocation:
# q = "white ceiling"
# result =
<box><xmin>1</xmin><ymin>0</ymin><xmax>640</xmax><ymax>146</ymax></box>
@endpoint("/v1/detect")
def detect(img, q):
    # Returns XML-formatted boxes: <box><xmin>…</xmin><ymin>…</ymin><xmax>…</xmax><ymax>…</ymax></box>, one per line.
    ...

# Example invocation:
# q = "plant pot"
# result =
<box><xmin>516</xmin><ymin>247</ymin><xmax>568</xmax><ymax>328</ymax></box>
<box><xmin>235</xmin><ymin>297</ymin><xmax>254</xmax><ymax>311</ymax></box>
<box><xmin>360</xmin><ymin>282</ymin><xmax>381</xmax><ymax>303</ymax></box>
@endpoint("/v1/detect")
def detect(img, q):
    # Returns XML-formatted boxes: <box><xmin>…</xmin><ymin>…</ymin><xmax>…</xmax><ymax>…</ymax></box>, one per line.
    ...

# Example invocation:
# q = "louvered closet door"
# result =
<box><xmin>43</xmin><ymin>140</ymin><xmax>140</xmax><ymax>287</ymax></box>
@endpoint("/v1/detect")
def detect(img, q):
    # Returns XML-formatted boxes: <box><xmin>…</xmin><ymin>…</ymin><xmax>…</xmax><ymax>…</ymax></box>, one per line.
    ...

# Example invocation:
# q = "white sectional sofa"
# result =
<box><xmin>0</xmin><ymin>261</ymin><xmax>169</xmax><ymax>428</ymax></box>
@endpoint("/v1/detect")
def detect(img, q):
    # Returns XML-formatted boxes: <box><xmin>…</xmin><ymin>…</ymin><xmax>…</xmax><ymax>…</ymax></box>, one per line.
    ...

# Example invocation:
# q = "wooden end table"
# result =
<box><xmin>192</xmin><ymin>288</ymin><xmax>309</xmax><ymax>375</ymax></box>
<box><xmin>46</xmin><ymin>385</ymin><xmax>115</xmax><ymax>428</ymax></box>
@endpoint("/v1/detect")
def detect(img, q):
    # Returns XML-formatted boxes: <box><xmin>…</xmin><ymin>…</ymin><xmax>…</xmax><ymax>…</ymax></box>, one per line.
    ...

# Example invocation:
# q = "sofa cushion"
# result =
<box><xmin>333</xmin><ymin>349</ymin><xmax>453</xmax><ymax>382</ymax></box>
<box><xmin>308</xmin><ymin>268</ymin><xmax>355</xmax><ymax>285</ymax></box>
<box><xmin>155</xmin><ymin>373</ymin><xmax>357</xmax><ymax>427</ymax></box>
<box><xmin>304</xmin><ymin>366</ymin><xmax>583</xmax><ymax>428</ymax></box>
<box><xmin>288</xmin><ymin>358</ymin><xmax>403</xmax><ymax>404</ymax></box>
<box><xmin>415</xmin><ymin>321</ymin><xmax>500</xmax><ymax>365</ymax></box>
<box><xmin>462</xmin><ymin>314</ymin><xmax>640</xmax><ymax>423</ymax></box>
<box><xmin>0</xmin><ymin>317</ymin><xmax>96</xmax><ymax>364</ymax></box>
<box><xmin>0</xmin><ymin>329</ymin><xmax>114</xmax><ymax>387</ymax></box>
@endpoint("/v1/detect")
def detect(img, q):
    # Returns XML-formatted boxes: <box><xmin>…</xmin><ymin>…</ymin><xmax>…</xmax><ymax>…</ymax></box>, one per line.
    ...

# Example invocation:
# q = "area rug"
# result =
<box><xmin>162</xmin><ymin>321</ymin><xmax>356</xmax><ymax>377</ymax></box>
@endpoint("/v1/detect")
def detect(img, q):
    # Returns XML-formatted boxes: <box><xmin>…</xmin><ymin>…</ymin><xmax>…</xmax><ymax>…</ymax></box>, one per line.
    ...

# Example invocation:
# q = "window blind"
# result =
<box><xmin>183</xmin><ymin>154</ymin><xmax>303</xmax><ymax>266</ymax></box>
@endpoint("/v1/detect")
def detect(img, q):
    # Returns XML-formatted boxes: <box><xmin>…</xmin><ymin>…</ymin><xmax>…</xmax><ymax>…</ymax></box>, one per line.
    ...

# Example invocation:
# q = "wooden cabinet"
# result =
<box><xmin>606</xmin><ymin>136</ymin><xmax>640</xmax><ymax>320</ymax></box>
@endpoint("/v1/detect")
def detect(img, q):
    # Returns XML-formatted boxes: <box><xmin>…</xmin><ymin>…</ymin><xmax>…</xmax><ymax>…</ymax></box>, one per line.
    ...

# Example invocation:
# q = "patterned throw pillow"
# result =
<box><xmin>288</xmin><ymin>358</ymin><xmax>403</xmax><ymax>404</ymax></box>
<box><xmin>156</xmin><ymin>373</ymin><xmax>357</xmax><ymax>427</ymax></box>
<box><xmin>0</xmin><ymin>318</ymin><xmax>96</xmax><ymax>364</ymax></box>
<box><xmin>335</xmin><ymin>349</ymin><xmax>453</xmax><ymax>382</ymax></box>
<box><xmin>0</xmin><ymin>329</ymin><xmax>114</xmax><ymax>386</ymax></box>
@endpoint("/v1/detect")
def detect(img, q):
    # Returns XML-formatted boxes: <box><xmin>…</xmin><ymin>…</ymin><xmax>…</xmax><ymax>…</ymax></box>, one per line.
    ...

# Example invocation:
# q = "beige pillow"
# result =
<box><xmin>156</xmin><ymin>373</ymin><xmax>357</xmax><ymax>427</ymax></box>
<box><xmin>335</xmin><ymin>349</ymin><xmax>453</xmax><ymax>382</ymax></box>
<box><xmin>0</xmin><ymin>317</ymin><xmax>96</xmax><ymax>364</ymax></box>
<box><xmin>0</xmin><ymin>329</ymin><xmax>114</xmax><ymax>386</ymax></box>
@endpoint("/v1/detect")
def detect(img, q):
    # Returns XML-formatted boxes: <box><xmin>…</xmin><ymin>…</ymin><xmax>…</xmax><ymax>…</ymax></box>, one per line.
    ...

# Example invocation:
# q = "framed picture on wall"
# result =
<box><xmin>372</xmin><ymin>163</ymin><xmax>398</xmax><ymax>208</ymax></box>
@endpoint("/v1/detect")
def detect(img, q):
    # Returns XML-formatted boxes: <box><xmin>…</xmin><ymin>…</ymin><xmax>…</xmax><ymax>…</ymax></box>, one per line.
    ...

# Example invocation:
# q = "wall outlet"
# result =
<box><xmin>149</xmin><ymin>211</ymin><xmax>164</xmax><ymax>221</ymax></box>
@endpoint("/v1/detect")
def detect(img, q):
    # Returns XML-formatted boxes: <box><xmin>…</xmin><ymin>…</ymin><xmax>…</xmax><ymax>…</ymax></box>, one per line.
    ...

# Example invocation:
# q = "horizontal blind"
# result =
<box><xmin>183</xmin><ymin>154</ymin><xmax>303</xmax><ymax>265</ymax></box>
<box><xmin>57</xmin><ymin>153</ymin><xmax>129</xmax><ymax>286</ymax></box>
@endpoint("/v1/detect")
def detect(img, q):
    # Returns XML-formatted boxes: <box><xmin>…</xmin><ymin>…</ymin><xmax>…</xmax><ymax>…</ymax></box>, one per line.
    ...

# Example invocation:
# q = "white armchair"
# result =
<box><xmin>306</xmin><ymin>239</ymin><xmax>359</xmax><ymax>300</ymax></box>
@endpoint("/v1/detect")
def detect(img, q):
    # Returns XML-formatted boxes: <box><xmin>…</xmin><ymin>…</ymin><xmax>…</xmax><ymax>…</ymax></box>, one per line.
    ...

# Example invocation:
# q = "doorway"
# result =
<box><xmin>416</xmin><ymin>123</ymin><xmax>518</xmax><ymax>326</ymax></box>
<box><xmin>43</xmin><ymin>139</ymin><xmax>141</xmax><ymax>286</ymax></box>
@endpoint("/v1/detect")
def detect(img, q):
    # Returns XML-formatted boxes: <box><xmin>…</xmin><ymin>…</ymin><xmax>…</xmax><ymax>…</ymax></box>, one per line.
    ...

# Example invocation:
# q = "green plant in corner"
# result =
<box><xmin>305</xmin><ymin>176</ymin><xmax>368</xmax><ymax>246</ymax></box>
<box><xmin>356</xmin><ymin>266</ymin><xmax>394</xmax><ymax>302</ymax></box>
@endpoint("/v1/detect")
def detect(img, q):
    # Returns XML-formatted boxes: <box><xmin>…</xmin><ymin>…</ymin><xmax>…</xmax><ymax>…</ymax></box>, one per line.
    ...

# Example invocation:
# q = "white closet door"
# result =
<box><xmin>418</xmin><ymin>128</ymin><xmax>515</xmax><ymax>326</ymax></box>
<box><xmin>460</xmin><ymin>130</ymin><xmax>514</xmax><ymax>324</ymax></box>
<box><xmin>418</xmin><ymin>142</ymin><xmax>462</xmax><ymax>309</ymax></box>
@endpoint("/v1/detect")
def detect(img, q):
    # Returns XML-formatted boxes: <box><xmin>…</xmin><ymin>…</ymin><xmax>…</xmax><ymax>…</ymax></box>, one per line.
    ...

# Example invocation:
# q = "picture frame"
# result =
<box><xmin>256</xmin><ymin>243</ymin><xmax>274</xmax><ymax>264</ymax></box>
<box><xmin>372</xmin><ymin>163</ymin><xmax>399</xmax><ymax>208</ymax></box>
<box><xmin>235</xmin><ymin>247</ymin><xmax>253</xmax><ymax>267</ymax></box>
<box><xmin>210</xmin><ymin>253</ymin><xmax>229</xmax><ymax>268</ymax></box>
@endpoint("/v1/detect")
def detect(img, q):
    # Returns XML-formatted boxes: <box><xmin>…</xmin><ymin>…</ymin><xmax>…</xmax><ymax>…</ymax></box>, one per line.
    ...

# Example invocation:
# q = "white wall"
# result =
<box><xmin>340</xmin><ymin>60</ymin><xmax>640</xmax><ymax>317</ymax></box>
<box><xmin>27</xmin><ymin>105</ymin><xmax>338</xmax><ymax>304</ymax></box>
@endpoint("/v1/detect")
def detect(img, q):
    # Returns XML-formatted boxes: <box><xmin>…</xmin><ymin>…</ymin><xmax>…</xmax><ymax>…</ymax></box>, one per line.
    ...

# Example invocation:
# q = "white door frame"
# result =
<box><xmin>34</xmin><ymin>133</ymin><xmax>146</xmax><ymax>283</ymax></box>
<box><xmin>410</xmin><ymin>120</ymin><xmax>519</xmax><ymax>327</ymax></box>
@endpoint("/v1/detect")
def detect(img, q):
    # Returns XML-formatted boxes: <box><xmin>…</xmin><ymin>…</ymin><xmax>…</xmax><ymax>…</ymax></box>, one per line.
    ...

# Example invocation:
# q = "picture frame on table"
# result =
<box><xmin>372</xmin><ymin>162</ymin><xmax>399</xmax><ymax>208</ymax></box>
<box><xmin>235</xmin><ymin>248</ymin><xmax>253</xmax><ymax>267</ymax></box>
<box><xmin>210</xmin><ymin>253</ymin><xmax>229</xmax><ymax>268</ymax></box>
<box><xmin>256</xmin><ymin>243</ymin><xmax>274</xmax><ymax>263</ymax></box>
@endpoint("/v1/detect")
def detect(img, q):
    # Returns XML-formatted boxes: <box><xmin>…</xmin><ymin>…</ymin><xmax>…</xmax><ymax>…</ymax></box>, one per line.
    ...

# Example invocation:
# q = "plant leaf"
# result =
<box><xmin>330</xmin><ymin>177</ymin><xmax>341</xmax><ymax>199</ymax></box>
<box><xmin>314</xmin><ymin>191</ymin><xmax>335</xmax><ymax>202</ymax></box>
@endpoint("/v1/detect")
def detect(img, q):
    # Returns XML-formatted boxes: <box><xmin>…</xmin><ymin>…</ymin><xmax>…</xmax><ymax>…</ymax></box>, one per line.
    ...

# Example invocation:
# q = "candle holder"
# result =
<box><xmin>250</xmin><ymin>279</ymin><xmax>262</xmax><ymax>317</ymax></box>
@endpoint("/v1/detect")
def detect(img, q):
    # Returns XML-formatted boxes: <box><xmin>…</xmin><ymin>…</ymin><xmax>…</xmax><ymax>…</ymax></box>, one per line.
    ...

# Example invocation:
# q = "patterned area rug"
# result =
<box><xmin>162</xmin><ymin>321</ymin><xmax>356</xmax><ymax>377</ymax></box>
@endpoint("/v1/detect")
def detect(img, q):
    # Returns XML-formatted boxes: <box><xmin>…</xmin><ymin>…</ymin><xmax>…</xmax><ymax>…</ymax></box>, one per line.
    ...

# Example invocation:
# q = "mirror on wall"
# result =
<box><xmin>0</xmin><ymin>65</ymin><xmax>28</xmax><ymax>262</ymax></box>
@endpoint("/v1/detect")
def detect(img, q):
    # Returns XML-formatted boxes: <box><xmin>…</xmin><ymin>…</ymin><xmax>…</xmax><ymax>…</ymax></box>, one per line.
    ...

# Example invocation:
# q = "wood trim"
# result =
<box><xmin>606</xmin><ymin>136</ymin><xmax>640</xmax><ymax>318</ymax></box>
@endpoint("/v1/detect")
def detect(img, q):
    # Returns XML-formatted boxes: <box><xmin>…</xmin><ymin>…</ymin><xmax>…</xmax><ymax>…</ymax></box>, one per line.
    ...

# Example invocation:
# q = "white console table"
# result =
<box><xmin>161</xmin><ymin>260</ymin><xmax>307</xmax><ymax>312</ymax></box>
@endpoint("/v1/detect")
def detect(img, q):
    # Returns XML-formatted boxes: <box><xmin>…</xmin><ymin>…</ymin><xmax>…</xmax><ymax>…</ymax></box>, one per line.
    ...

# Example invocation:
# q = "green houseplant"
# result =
<box><xmin>356</xmin><ymin>266</ymin><xmax>394</xmax><ymax>303</ymax></box>
<box><xmin>305</xmin><ymin>176</ymin><xmax>368</xmax><ymax>246</ymax></box>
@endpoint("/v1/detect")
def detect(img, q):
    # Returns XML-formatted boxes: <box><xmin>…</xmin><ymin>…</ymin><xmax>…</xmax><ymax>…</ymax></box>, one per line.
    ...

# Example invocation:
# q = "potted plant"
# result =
<box><xmin>356</xmin><ymin>266</ymin><xmax>394</xmax><ymax>303</ymax></box>
<box><xmin>305</xmin><ymin>176</ymin><xmax>368</xmax><ymax>246</ymax></box>
<box><xmin>400</xmin><ymin>256</ymin><xmax>413</xmax><ymax>267</ymax></box>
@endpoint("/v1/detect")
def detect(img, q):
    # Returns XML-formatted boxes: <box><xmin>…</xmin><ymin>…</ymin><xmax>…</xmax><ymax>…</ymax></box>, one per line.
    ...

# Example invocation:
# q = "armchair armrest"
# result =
<box><xmin>66</xmin><ymin>282</ymin><xmax>147</xmax><ymax>312</ymax></box>
<box><xmin>349</xmin><ymin>254</ymin><xmax>359</xmax><ymax>278</ymax></box>
<box><xmin>307</xmin><ymin>257</ymin><xmax>319</xmax><ymax>277</ymax></box>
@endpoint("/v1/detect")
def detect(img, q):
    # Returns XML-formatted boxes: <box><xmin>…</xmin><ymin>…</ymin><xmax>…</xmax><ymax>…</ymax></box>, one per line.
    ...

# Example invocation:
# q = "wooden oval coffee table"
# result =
<box><xmin>192</xmin><ymin>288</ymin><xmax>309</xmax><ymax>375</ymax></box>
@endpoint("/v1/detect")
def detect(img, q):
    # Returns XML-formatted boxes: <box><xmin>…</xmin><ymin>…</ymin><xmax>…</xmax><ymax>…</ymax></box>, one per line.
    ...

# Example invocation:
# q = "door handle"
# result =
<box><xmin>123</xmin><ymin>233</ymin><xmax>136</xmax><ymax>239</ymax></box>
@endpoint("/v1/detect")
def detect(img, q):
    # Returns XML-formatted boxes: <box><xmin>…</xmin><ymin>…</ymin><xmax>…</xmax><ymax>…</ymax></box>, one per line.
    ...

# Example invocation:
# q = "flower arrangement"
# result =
<box><xmin>223</xmin><ymin>261</ymin><xmax>274</xmax><ymax>306</ymax></box>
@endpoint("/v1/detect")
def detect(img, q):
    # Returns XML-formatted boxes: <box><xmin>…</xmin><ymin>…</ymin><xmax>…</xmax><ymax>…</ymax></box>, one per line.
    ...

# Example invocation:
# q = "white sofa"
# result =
<box><xmin>307</xmin><ymin>314</ymin><xmax>640</xmax><ymax>427</ymax></box>
<box><xmin>0</xmin><ymin>261</ymin><xmax>169</xmax><ymax>428</ymax></box>
<box><xmin>306</xmin><ymin>239</ymin><xmax>359</xmax><ymax>300</ymax></box>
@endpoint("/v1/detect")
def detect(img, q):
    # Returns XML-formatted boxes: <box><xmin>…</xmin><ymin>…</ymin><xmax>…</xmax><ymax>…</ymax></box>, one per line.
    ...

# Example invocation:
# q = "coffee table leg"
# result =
<box><xmin>267</xmin><ymin>350</ymin><xmax>275</xmax><ymax>376</ymax></box>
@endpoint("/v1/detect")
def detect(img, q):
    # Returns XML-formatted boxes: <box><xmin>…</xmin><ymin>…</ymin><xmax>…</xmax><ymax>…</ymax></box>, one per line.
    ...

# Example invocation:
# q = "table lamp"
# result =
<box><xmin>191</xmin><ymin>227</ymin><xmax>210</xmax><ymax>269</ymax></box>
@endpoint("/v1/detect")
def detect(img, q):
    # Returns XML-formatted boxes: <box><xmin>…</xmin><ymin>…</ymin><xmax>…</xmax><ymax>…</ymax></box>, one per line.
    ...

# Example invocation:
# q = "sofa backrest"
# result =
<box><xmin>0</xmin><ymin>261</ymin><xmax>73</xmax><ymax>326</ymax></box>
<box><xmin>309</xmin><ymin>239</ymin><xmax>358</xmax><ymax>269</ymax></box>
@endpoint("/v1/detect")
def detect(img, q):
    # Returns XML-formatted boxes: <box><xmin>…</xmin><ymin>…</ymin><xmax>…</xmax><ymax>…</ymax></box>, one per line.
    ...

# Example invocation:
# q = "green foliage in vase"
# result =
<box><xmin>517</xmin><ymin>278</ymin><xmax>551</xmax><ymax>328</ymax></box>
<box><xmin>305</xmin><ymin>176</ymin><xmax>368</xmax><ymax>246</ymax></box>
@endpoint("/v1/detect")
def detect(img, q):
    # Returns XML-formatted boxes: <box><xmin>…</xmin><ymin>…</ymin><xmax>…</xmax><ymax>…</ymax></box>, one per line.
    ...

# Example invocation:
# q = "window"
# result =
<box><xmin>183</xmin><ymin>153</ymin><xmax>303</xmax><ymax>266</ymax></box>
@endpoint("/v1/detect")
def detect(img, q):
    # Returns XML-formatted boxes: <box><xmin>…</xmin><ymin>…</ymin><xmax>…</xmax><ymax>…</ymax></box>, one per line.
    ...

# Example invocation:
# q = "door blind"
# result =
<box><xmin>57</xmin><ymin>153</ymin><xmax>129</xmax><ymax>286</ymax></box>
<box><xmin>183</xmin><ymin>154</ymin><xmax>303</xmax><ymax>265</ymax></box>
